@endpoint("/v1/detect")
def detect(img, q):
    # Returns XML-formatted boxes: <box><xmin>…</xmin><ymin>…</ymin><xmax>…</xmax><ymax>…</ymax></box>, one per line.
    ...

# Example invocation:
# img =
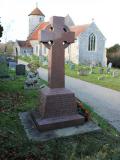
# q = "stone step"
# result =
<box><xmin>31</xmin><ymin>111</ymin><xmax>85</xmax><ymax>131</ymax></box>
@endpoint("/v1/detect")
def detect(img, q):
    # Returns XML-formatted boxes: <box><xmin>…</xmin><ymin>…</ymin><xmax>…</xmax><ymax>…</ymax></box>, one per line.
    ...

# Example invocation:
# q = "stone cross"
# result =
<box><xmin>40</xmin><ymin>16</ymin><xmax>75</xmax><ymax>88</ymax></box>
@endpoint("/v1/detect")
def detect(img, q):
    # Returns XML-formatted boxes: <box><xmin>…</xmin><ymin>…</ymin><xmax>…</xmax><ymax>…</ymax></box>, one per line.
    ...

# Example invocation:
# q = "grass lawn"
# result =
<box><xmin>1</xmin><ymin>72</ymin><xmax>120</xmax><ymax>159</ymax></box>
<box><xmin>65</xmin><ymin>64</ymin><xmax>120</xmax><ymax>91</ymax></box>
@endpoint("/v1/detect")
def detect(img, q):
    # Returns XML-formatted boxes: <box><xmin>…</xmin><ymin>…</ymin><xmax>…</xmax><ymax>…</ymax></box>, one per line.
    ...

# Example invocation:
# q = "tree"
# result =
<box><xmin>107</xmin><ymin>44</ymin><xmax>120</xmax><ymax>53</ymax></box>
<box><xmin>0</xmin><ymin>24</ymin><xmax>3</xmax><ymax>38</ymax></box>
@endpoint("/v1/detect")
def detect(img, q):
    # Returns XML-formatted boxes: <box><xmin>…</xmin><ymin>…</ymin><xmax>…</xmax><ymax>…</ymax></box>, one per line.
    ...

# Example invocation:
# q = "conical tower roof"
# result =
<box><xmin>28</xmin><ymin>7</ymin><xmax>45</xmax><ymax>16</ymax></box>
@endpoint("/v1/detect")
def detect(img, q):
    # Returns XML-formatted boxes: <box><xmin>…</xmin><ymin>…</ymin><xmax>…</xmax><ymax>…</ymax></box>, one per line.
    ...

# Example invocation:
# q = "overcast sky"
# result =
<box><xmin>0</xmin><ymin>0</ymin><xmax>119</xmax><ymax>47</ymax></box>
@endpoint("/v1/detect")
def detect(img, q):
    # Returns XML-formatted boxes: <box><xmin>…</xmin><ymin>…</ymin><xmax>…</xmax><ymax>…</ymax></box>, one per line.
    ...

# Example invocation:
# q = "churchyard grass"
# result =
<box><xmin>65</xmin><ymin>64</ymin><xmax>120</xmax><ymax>91</ymax></box>
<box><xmin>1</xmin><ymin>71</ymin><xmax>120</xmax><ymax>159</ymax></box>
<box><xmin>19</xmin><ymin>56</ymin><xmax>120</xmax><ymax>91</ymax></box>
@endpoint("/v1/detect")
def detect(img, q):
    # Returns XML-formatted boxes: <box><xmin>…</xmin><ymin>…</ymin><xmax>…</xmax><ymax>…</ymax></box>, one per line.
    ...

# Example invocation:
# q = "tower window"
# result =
<box><xmin>39</xmin><ymin>17</ymin><xmax>43</xmax><ymax>22</ymax></box>
<box><xmin>88</xmin><ymin>33</ymin><xmax>96</xmax><ymax>51</ymax></box>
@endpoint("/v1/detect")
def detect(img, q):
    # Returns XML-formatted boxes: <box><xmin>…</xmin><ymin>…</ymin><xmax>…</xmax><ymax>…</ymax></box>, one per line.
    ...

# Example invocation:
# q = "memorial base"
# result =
<box><xmin>31</xmin><ymin>87</ymin><xmax>85</xmax><ymax>131</ymax></box>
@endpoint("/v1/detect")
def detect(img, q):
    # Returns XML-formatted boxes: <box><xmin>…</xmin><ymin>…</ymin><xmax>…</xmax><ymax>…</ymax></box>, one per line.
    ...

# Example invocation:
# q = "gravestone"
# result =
<box><xmin>42</xmin><ymin>60</ymin><xmax>48</xmax><ymax>66</ymax></box>
<box><xmin>107</xmin><ymin>62</ymin><xmax>112</xmax><ymax>74</ymax></box>
<box><xmin>16</xmin><ymin>64</ymin><xmax>25</xmax><ymax>75</ymax></box>
<box><xmin>69</xmin><ymin>63</ymin><xmax>75</xmax><ymax>70</ymax></box>
<box><xmin>99</xmin><ymin>67</ymin><xmax>104</xmax><ymax>74</ymax></box>
<box><xmin>108</xmin><ymin>62</ymin><xmax>112</xmax><ymax>69</ymax></box>
<box><xmin>112</xmin><ymin>71</ymin><xmax>119</xmax><ymax>78</ymax></box>
<box><xmin>89</xmin><ymin>66</ymin><xmax>93</xmax><ymax>74</ymax></box>
<box><xmin>98</xmin><ymin>75</ymin><xmax>105</xmax><ymax>80</ymax></box>
<box><xmin>106</xmin><ymin>67</ymin><xmax>111</xmax><ymax>74</ymax></box>
<box><xmin>0</xmin><ymin>55</ymin><xmax>9</xmax><ymax>78</ymax></box>
<box><xmin>31</xmin><ymin>16</ymin><xmax>84</xmax><ymax>131</ymax></box>
<box><xmin>9</xmin><ymin>61</ymin><xmax>17</xmax><ymax>69</ymax></box>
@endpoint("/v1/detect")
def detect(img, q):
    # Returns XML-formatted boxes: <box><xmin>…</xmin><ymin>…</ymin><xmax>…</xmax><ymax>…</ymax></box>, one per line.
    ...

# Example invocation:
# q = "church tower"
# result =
<box><xmin>28</xmin><ymin>6</ymin><xmax>45</xmax><ymax>34</ymax></box>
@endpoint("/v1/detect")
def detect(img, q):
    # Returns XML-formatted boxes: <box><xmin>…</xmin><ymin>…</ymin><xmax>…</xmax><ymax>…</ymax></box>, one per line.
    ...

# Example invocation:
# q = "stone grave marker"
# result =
<box><xmin>89</xmin><ymin>66</ymin><xmax>93</xmax><ymax>74</ymax></box>
<box><xmin>107</xmin><ymin>62</ymin><xmax>112</xmax><ymax>74</ymax></box>
<box><xmin>69</xmin><ymin>63</ymin><xmax>75</xmax><ymax>70</ymax></box>
<box><xmin>78</xmin><ymin>67</ymin><xmax>90</xmax><ymax>76</ymax></box>
<box><xmin>108</xmin><ymin>62</ymin><xmax>112</xmax><ymax>69</ymax></box>
<box><xmin>9</xmin><ymin>61</ymin><xmax>17</xmax><ymax>69</ymax></box>
<box><xmin>24</xmin><ymin>71</ymin><xmax>44</xmax><ymax>89</ymax></box>
<box><xmin>112</xmin><ymin>71</ymin><xmax>119</xmax><ymax>78</ymax></box>
<box><xmin>98</xmin><ymin>75</ymin><xmax>105</xmax><ymax>80</ymax></box>
<box><xmin>99</xmin><ymin>67</ymin><xmax>104</xmax><ymax>74</ymax></box>
<box><xmin>42</xmin><ymin>60</ymin><xmax>48</xmax><ymax>66</ymax></box>
<box><xmin>31</xmin><ymin>16</ymin><xmax>84</xmax><ymax>131</ymax></box>
<box><xmin>16</xmin><ymin>64</ymin><xmax>25</xmax><ymax>75</ymax></box>
<box><xmin>0</xmin><ymin>55</ymin><xmax>9</xmax><ymax>78</ymax></box>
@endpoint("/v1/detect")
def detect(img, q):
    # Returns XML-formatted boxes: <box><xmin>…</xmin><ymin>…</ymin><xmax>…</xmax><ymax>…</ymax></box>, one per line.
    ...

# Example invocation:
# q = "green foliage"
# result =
<box><xmin>107</xmin><ymin>44</ymin><xmax>120</xmax><ymax>54</ymax></box>
<box><xmin>0</xmin><ymin>72</ymin><xmax>120</xmax><ymax>159</ymax></box>
<box><xmin>107</xmin><ymin>44</ymin><xmax>120</xmax><ymax>68</ymax></box>
<box><xmin>109</xmin><ymin>56</ymin><xmax>120</xmax><ymax>68</ymax></box>
<box><xmin>0</xmin><ymin>24</ymin><xmax>3</xmax><ymax>38</ymax></box>
<box><xmin>0</xmin><ymin>63</ymin><xmax>9</xmax><ymax>77</ymax></box>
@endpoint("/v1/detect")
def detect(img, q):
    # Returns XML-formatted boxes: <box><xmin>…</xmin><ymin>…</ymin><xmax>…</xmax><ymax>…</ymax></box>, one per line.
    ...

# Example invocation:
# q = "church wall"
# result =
<box><xmin>65</xmin><ymin>39</ymin><xmax>79</xmax><ymax>64</ymax></box>
<box><xmin>20</xmin><ymin>48</ymin><xmax>33</xmax><ymax>56</ymax></box>
<box><xmin>13</xmin><ymin>42</ymin><xmax>21</xmax><ymax>56</ymax></box>
<box><xmin>78</xmin><ymin>23</ymin><xmax>107</xmax><ymax>66</ymax></box>
<box><xmin>30</xmin><ymin>40</ymin><xmax>39</xmax><ymax>56</ymax></box>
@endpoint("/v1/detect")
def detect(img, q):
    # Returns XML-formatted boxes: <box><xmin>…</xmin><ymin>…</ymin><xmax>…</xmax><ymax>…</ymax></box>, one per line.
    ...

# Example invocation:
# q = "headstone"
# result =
<box><xmin>112</xmin><ymin>71</ymin><xmax>119</xmax><ymax>78</ymax></box>
<box><xmin>0</xmin><ymin>55</ymin><xmax>6</xmax><ymax>63</ymax></box>
<box><xmin>108</xmin><ymin>62</ymin><xmax>112</xmax><ymax>69</ymax></box>
<box><xmin>42</xmin><ymin>60</ymin><xmax>48</xmax><ymax>66</ymax></box>
<box><xmin>78</xmin><ymin>67</ymin><xmax>90</xmax><ymax>76</ymax></box>
<box><xmin>0</xmin><ymin>55</ymin><xmax>9</xmax><ymax>78</ymax></box>
<box><xmin>16</xmin><ymin>64</ymin><xmax>25</xmax><ymax>75</ymax></box>
<box><xmin>31</xmin><ymin>16</ymin><xmax>84</xmax><ymax>131</ymax></box>
<box><xmin>98</xmin><ymin>75</ymin><xmax>105</xmax><ymax>80</ymax></box>
<box><xmin>106</xmin><ymin>62</ymin><xmax>112</xmax><ymax>74</ymax></box>
<box><xmin>99</xmin><ymin>67</ymin><xmax>104</xmax><ymax>74</ymax></box>
<box><xmin>9</xmin><ymin>61</ymin><xmax>17</xmax><ymax>69</ymax></box>
<box><xmin>24</xmin><ymin>71</ymin><xmax>41</xmax><ymax>89</ymax></box>
<box><xmin>89</xmin><ymin>66</ymin><xmax>93</xmax><ymax>74</ymax></box>
<box><xmin>69</xmin><ymin>63</ymin><xmax>75</xmax><ymax>70</ymax></box>
<box><xmin>106</xmin><ymin>67</ymin><xmax>111</xmax><ymax>74</ymax></box>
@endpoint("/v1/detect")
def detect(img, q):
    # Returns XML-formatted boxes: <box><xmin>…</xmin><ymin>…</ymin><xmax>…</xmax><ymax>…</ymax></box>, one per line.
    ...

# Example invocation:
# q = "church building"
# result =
<box><xmin>14</xmin><ymin>6</ymin><xmax>107</xmax><ymax>66</ymax></box>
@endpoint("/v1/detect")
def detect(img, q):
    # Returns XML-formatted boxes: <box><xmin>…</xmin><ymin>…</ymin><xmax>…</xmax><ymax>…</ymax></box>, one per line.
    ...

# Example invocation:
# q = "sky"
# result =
<box><xmin>0</xmin><ymin>0</ymin><xmax>119</xmax><ymax>47</ymax></box>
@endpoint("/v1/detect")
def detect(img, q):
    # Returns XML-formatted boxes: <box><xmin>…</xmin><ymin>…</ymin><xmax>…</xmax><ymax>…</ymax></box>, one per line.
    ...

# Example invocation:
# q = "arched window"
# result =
<box><xmin>88</xmin><ymin>33</ymin><xmax>96</xmax><ymax>51</ymax></box>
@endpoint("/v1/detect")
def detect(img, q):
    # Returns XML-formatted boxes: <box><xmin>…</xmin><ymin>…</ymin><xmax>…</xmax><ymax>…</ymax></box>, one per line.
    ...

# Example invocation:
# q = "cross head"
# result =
<box><xmin>40</xmin><ymin>16</ymin><xmax>75</xmax><ymax>88</ymax></box>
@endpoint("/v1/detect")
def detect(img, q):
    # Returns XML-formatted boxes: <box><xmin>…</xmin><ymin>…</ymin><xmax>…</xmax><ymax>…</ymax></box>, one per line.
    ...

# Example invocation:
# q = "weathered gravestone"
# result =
<box><xmin>31</xmin><ymin>16</ymin><xmax>84</xmax><ymax>131</ymax></box>
<box><xmin>0</xmin><ymin>55</ymin><xmax>9</xmax><ymax>78</ymax></box>
<box><xmin>42</xmin><ymin>60</ymin><xmax>48</xmax><ymax>66</ymax></box>
<box><xmin>24</xmin><ymin>71</ymin><xmax>45</xmax><ymax>89</ymax></box>
<box><xmin>9</xmin><ymin>61</ymin><xmax>17</xmax><ymax>69</ymax></box>
<box><xmin>99</xmin><ymin>67</ymin><xmax>104</xmax><ymax>74</ymax></box>
<box><xmin>69</xmin><ymin>63</ymin><xmax>75</xmax><ymax>70</ymax></box>
<box><xmin>107</xmin><ymin>62</ymin><xmax>112</xmax><ymax>74</ymax></box>
<box><xmin>16</xmin><ymin>64</ymin><xmax>25</xmax><ymax>75</ymax></box>
<box><xmin>112</xmin><ymin>70</ymin><xmax>119</xmax><ymax>78</ymax></box>
<box><xmin>108</xmin><ymin>62</ymin><xmax>112</xmax><ymax>69</ymax></box>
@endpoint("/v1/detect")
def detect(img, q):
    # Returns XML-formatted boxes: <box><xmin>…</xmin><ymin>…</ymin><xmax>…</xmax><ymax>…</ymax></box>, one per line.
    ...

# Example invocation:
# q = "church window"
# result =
<box><xmin>88</xmin><ymin>33</ymin><xmax>96</xmax><ymax>51</ymax></box>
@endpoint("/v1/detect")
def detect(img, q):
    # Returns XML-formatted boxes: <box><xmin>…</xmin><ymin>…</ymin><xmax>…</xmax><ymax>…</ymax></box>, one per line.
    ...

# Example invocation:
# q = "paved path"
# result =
<box><xmin>18</xmin><ymin>60</ymin><xmax>120</xmax><ymax>132</ymax></box>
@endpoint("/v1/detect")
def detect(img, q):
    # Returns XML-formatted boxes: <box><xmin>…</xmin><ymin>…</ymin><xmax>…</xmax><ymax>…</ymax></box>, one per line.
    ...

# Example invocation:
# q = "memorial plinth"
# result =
<box><xmin>31</xmin><ymin>16</ymin><xmax>85</xmax><ymax>131</ymax></box>
<box><xmin>31</xmin><ymin>87</ymin><xmax>84</xmax><ymax>131</ymax></box>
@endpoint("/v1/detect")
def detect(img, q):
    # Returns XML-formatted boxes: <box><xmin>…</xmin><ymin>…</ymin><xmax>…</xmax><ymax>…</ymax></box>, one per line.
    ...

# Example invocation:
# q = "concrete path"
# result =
<box><xmin>18</xmin><ymin>60</ymin><xmax>120</xmax><ymax>132</ymax></box>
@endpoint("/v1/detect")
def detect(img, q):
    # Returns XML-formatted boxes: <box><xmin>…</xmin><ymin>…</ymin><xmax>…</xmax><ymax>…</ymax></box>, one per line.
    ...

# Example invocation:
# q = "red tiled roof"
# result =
<box><xmin>17</xmin><ymin>40</ymin><xmax>32</xmax><ymax>48</ymax></box>
<box><xmin>28</xmin><ymin>22</ymin><xmax>90</xmax><ymax>41</ymax></box>
<box><xmin>28</xmin><ymin>7</ymin><xmax>45</xmax><ymax>16</ymax></box>
<box><xmin>70</xmin><ymin>24</ymin><xmax>90</xmax><ymax>37</ymax></box>
<box><xmin>27</xmin><ymin>22</ymin><xmax>49</xmax><ymax>40</ymax></box>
